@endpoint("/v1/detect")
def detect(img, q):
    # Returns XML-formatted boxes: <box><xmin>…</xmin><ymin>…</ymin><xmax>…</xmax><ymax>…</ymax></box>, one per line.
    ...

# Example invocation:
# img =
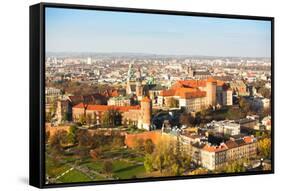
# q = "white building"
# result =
<box><xmin>262</xmin><ymin>115</ymin><xmax>271</xmax><ymax>131</ymax></box>
<box><xmin>206</xmin><ymin>120</ymin><xmax>240</xmax><ymax>136</ymax></box>
<box><xmin>87</xmin><ymin>57</ymin><xmax>92</xmax><ymax>65</ymax></box>
<box><xmin>108</xmin><ymin>96</ymin><xmax>131</xmax><ymax>106</ymax></box>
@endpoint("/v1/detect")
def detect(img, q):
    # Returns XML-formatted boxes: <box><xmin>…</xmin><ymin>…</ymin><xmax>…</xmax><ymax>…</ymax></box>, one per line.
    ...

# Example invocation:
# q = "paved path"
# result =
<box><xmin>54</xmin><ymin>167</ymin><xmax>74</xmax><ymax>180</ymax></box>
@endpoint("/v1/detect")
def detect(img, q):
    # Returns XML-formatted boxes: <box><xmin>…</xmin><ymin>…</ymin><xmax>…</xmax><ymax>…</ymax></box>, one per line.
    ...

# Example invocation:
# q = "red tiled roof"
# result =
<box><xmin>225</xmin><ymin>140</ymin><xmax>239</xmax><ymax>149</ymax></box>
<box><xmin>243</xmin><ymin>136</ymin><xmax>254</xmax><ymax>144</ymax></box>
<box><xmin>159</xmin><ymin>89</ymin><xmax>176</xmax><ymax>96</ymax></box>
<box><xmin>73</xmin><ymin>103</ymin><xmax>140</xmax><ymax>112</ymax></box>
<box><xmin>160</xmin><ymin>87</ymin><xmax>206</xmax><ymax>99</ymax></box>
<box><xmin>203</xmin><ymin>144</ymin><xmax>227</xmax><ymax>152</ymax></box>
<box><xmin>73</xmin><ymin>103</ymin><xmax>86</xmax><ymax>109</ymax></box>
<box><xmin>175</xmin><ymin>79</ymin><xmax>225</xmax><ymax>88</ymax></box>
<box><xmin>176</xmin><ymin>80</ymin><xmax>206</xmax><ymax>88</ymax></box>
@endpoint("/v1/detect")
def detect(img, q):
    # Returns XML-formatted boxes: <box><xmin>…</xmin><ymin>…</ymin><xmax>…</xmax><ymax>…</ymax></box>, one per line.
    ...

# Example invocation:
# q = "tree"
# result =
<box><xmin>226</xmin><ymin>107</ymin><xmax>245</xmax><ymax>120</ymax></box>
<box><xmin>154</xmin><ymin>150</ymin><xmax>165</xmax><ymax>174</ymax></box>
<box><xmin>222</xmin><ymin>160</ymin><xmax>246</xmax><ymax>173</ymax></box>
<box><xmin>258</xmin><ymin>87</ymin><xmax>271</xmax><ymax>99</ymax></box>
<box><xmin>67</xmin><ymin>125</ymin><xmax>78</xmax><ymax>144</ymax></box>
<box><xmin>144</xmin><ymin>139</ymin><xmax>155</xmax><ymax>154</ymax></box>
<box><xmin>144</xmin><ymin>154</ymin><xmax>154</xmax><ymax>172</ymax></box>
<box><xmin>144</xmin><ymin>138</ymin><xmax>190</xmax><ymax>176</ymax></box>
<box><xmin>103</xmin><ymin>161</ymin><xmax>113</xmax><ymax>174</ymax></box>
<box><xmin>112</xmin><ymin>136</ymin><xmax>125</xmax><ymax>148</ymax></box>
<box><xmin>86</xmin><ymin>113</ymin><xmax>93</xmax><ymax>126</ymax></box>
<box><xmin>102</xmin><ymin>109</ymin><xmax>122</xmax><ymax>127</ymax></box>
<box><xmin>179</xmin><ymin>112</ymin><xmax>195</xmax><ymax>127</ymax></box>
<box><xmin>239</xmin><ymin>97</ymin><xmax>251</xmax><ymax>115</ymax></box>
<box><xmin>49</xmin><ymin>130</ymin><xmax>68</xmax><ymax>153</ymax></box>
<box><xmin>188</xmin><ymin>168</ymin><xmax>208</xmax><ymax>175</ymax></box>
<box><xmin>258</xmin><ymin>138</ymin><xmax>271</xmax><ymax>159</ymax></box>
<box><xmin>77</xmin><ymin>130</ymin><xmax>93</xmax><ymax>147</ymax></box>
<box><xmin>89</xmin><ymin>148</ymin><xmax>101</xmax><ymax>160</ymax></box>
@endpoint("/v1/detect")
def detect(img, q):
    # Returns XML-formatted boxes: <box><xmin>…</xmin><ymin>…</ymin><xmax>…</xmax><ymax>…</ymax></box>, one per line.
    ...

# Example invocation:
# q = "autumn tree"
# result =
<box><xmin>144</xmin><ymin>154</ymin><xmax>154</xmax><ymax>172</ymax></box>
<box><xmin>112</xmin><ymin>136</ymin><xmax>125</xmax><ymax>148</ymax></box>
<box><xmin>225</xmin><ymin>107</ymin><xmax>245</xmax><ymax>120</ymax></box>
<box><xmin>76</xmin><ymin>130</ymin><xmax>93</xmax><ymax>147</ymax></box>
<box><xmin>144</xmin><ymin>139</ymin><xmax>155</xmax><ymax>154</ymax></box>
<box><xmin>258</xmin><ymin>138</ymin><xmax>271</xmax><ymax>159</ymax></box>
<box><xmin>239</xmin><ymin>97</ymin><xmax>251</xmax><ymax>115</ymax></box>
<box><xmin>179</xmin><ymin>112</ymin><xmax>195</xmax><ymax>127</ymax></box>
<box><xmin>144</xmin><ymin>138</ymin><xmax>190</xmax><ymax>176</ymax></box>
<box><xmin>67</xmin><ymin>125</ymin><xmax>78</xmax><ymax>144</ymax></box>
<box><xmin>188</xmin><ymin>168</ymin><xmax>208</xmax><ymax>175</ymax></box>
<box><xmin>49</xmin><ymin>130</ymin><xmax>68</xmax><ymax>153</ymax></box>
<box><xmin>221</xmin><ymin>160</ymin><xmax>246</xmax><ymax>173</ymax></box>
<box><xmin>258</xmin><ymin>87</ymin><xmax>271</xmax><ymax>99</ymax></box>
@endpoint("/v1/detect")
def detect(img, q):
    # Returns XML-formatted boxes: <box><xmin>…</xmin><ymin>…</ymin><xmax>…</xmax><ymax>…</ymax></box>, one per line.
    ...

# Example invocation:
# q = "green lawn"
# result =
<box><xmin>58</xmin><ymin>169</ymin><xmax>92</xmax><ymax>183</ymax></box>
<box><xmin>46</xmin><ymin>156</ymin><xmax>69</xmax><ymax>178</ymax></box>
<box><xmin>83</xmin><ymin>161</ymin><xmax>104</xmax><ymax>173</ymax></box>
<box><xmin>46</xmin><ymin>146</ymin><xmax>147</xmax><ymax>182</ymax></box>
<box><xmin>114</xmin><ymin>163</ymin><xmax>145</xmax><ymax>179</ymax></box>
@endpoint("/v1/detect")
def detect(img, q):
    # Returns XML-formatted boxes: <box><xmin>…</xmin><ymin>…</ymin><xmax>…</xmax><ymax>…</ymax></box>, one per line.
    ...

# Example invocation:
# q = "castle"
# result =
<box><xmin>158</xmin><ymin>77</ymin><xmax>233</xmax><ymax>112</ymax></box>
<box><xmin>126</xmin><ymin>64</ymin><xmax>146</xmax><ymax>101</ymax></box>
<box><xmin>72</xmin><ymin>96</ymin><xmax>152</xmax><ymax>130</ymax></box>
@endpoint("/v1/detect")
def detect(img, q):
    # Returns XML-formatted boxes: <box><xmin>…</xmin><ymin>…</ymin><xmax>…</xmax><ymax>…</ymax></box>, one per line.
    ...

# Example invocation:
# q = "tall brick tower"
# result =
<box><xmin>206</xmin><ymin>77</ymin><xmax>217</xmax><ymax>106</ymax></box>
<box><xmin>138</xmin><ymin>96</ymin><xmax>152</xmax><ymax>130</ymax></box>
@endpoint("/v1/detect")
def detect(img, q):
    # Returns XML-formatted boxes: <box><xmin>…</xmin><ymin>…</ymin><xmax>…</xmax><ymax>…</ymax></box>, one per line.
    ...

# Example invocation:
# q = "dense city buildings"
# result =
<box><xmin>45</xmin><ymin>54</ymin><xmax>272</xmax><ymax>182</ymax></box>
<box><xmin>41</xmin><ymin>7</ymin><xmax>273</xmax><ymax>185</ymax></box>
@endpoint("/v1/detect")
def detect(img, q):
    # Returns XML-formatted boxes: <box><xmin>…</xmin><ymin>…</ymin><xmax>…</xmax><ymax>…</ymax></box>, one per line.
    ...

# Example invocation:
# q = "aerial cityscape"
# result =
<box><xmin>45</xmin><ymin>8</ymin><xmax>272</xmax><ymax>184</ymax></box>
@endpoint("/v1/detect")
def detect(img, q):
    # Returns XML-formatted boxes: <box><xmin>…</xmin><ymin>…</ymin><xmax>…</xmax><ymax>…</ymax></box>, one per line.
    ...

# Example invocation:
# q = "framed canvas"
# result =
<box><xmin>29</xmin><ymin>2</ymin><xmax>274</xmax><ymax>188</ymax></box>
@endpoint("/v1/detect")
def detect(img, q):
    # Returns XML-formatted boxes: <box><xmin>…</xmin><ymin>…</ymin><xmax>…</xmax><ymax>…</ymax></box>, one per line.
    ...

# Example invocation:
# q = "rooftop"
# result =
<box><xmin>73</xmin><ymin>103</ymin><xmax>140</xmax><ymax>112</ymax></box>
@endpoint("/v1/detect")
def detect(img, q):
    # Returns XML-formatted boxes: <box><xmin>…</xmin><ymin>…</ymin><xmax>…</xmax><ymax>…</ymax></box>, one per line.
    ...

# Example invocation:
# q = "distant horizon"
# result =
<box><xmin>46</xmin><ymin>51</ymin><xmax>271</xmax><ymax>59</ymax></box>
<box><xmin>46</xmin><ymin>8</ymin><xmax>271</xmax><ymax>58</ymax></box>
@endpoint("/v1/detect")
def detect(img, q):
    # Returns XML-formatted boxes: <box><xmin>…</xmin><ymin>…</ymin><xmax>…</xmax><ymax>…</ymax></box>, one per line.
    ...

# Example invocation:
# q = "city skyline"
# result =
<box><xmin>46</xmin><ymin>8</ymin><xmax>271</xmax><ymax>58</ymax></box>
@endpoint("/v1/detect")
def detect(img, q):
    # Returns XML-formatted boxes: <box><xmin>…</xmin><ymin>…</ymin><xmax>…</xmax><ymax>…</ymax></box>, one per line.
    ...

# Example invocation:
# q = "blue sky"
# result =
<box><xmin>46</xmin><ymin>7</ymin><xmax>271</xmax><ymax>57</ymax></box>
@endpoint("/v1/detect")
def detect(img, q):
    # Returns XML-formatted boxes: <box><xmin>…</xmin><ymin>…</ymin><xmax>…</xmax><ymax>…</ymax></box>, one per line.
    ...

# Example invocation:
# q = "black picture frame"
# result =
<box><xmin>30</xmin><ymin>2</ymin><xmax>274</xmax><ymax>189</ymax></box>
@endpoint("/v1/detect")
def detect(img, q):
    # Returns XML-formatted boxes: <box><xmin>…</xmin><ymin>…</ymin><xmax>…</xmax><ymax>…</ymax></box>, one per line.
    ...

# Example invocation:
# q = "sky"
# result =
<box><xmin>46</xmin><ymin>7</ymin><xmax>271</xmax><ymax>57</ymax></box>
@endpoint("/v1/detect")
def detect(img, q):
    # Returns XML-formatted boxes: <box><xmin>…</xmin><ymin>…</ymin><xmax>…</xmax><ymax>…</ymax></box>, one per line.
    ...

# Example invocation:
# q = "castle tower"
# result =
<box><xmin>56</xmin><ymin>100</ymin><xmax>71</xmax><ymax>124</ymax></box>
<box><xmin>126</xmin><ymin>63</ymin><xmax>133</xmax><ymax>95</ymax></box>
<box><xmin>136</xmin><ymin>66</ymin><xmax>141</xmax><ymax>81</ymax></box>
<box><xmin>56</xmin><ymin>100</ymin><xmax>63</xmax><ymax>124</ymax></box>
<box><xmin>138</xmin><ymin>97</ymin><xmax>152</xmax><ymax>130</ymax></box>
<box><xmin>135</xmin><ymin>67</ymin><xmax>143</xmax><ymax>99</ymax></box>
<box><xmin>206</xmin><ymin>77</ymin><xmax>217</xmax><ymax>106</ymax></box>
<box><xmin>136</xmin><ymin>81</ymin><xmax>143</xmax><ymax>99</ymax></box>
